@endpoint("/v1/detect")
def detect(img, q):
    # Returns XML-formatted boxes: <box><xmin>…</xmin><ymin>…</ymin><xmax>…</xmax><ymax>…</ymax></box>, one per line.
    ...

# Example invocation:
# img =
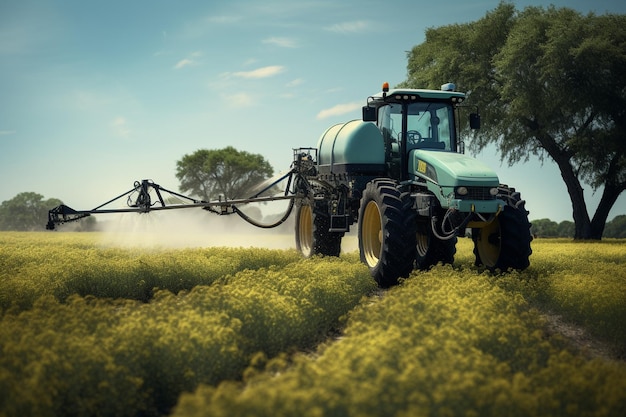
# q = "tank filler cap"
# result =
<box><xmin>441</xmin><ymin>83</ymin><xmax>456</xmax><ymax>91</ymax></box>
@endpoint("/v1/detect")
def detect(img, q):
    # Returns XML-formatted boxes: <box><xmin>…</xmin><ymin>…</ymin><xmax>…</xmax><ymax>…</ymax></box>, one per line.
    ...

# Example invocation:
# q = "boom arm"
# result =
<box><xmin>46</xmin><ymin>149</ymin><xmax>317</xmax><ymax>230</ymax></box>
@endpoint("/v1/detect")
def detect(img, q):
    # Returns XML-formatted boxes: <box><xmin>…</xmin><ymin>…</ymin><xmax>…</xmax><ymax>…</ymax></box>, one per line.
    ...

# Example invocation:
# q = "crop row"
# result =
<box><xmin>173</xmin><ymin>266</ymin><xmax>626</xmax><ymax>417</ymax></box>
<box><xmin>1</xmin><ymin>232</ymin><xmax>624</xmax><ymax>417</ymax></box>
<box><xmin>0</xmin><ymin>240</ymin><xmax>376</xmax><ymax>417</ymax></box>
<box><xmin>0</xmin><ymin>231</ymin><xmax>303</xmax><ymax>314</ymax></box>
<box><xmin>494</xmin><ymin>239</ymin><xmax>626</xmax><ymax>350</ymax></box>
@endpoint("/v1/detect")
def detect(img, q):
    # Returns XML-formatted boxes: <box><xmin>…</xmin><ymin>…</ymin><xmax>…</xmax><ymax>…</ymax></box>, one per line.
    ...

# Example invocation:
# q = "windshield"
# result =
<box><xmin>378</xmin><ymin>101</ymin><xmax>456</xmax><ymax>151</ymax></box>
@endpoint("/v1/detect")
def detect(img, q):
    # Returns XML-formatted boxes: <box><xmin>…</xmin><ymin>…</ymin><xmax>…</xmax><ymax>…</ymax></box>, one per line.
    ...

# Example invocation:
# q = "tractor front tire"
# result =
<box><xmin>295</xmin><ymin>199</ymin><xmax>343</xmax><ymax>257</ymax></box>
<box><xmin>358</xmin><ymin>179</ymin><xmax>416</xmax><ymax>287</ymax></box>
<box><xmin>472</xmin><ymin>186</ymin><xmax>532</xmax><ymax>271</ymax></box>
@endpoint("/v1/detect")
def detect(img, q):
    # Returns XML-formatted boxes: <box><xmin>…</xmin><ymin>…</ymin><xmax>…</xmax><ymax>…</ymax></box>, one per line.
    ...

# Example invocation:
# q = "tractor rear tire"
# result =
<box><xmin>295</xmin><ymin>199</ymin><xmax>343</xmax><ymax>257</ymax></box>
<box><xmin>358</xmin><ymin>179</ymin><xmax>416</xmax><ymax>287</ymax></box>
<box><xmin>415</xmin><ymin>217</ymin><xmax>457</xmax><ymax>270</ymax></box>
<box><xmin>472</xmin><ymin>186</ymin><xmax>532</xmax><ymax>271</ymax></box>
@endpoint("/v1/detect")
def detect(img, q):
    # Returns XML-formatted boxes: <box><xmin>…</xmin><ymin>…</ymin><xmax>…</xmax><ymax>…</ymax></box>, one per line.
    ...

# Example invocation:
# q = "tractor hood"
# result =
<box><xmin>409</xmin><ymin>150</ymin><xmax>500</xmax><ymax>188</ymax></box>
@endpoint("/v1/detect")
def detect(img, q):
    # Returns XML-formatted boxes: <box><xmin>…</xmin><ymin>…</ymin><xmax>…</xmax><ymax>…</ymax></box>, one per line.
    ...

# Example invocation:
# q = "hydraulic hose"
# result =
<box><xmin>430</xmin><ymin>208</ymin><xmax>475</xmax><ymax>241</ymax></box>
<box><xmin>232</xmin><ymin>197</ymin><xmax>296</xmax><ymax>229</ymax></box>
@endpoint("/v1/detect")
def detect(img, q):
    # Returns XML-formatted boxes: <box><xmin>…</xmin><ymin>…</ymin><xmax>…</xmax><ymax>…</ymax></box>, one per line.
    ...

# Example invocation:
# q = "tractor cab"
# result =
<box><xmin>363</xmin><ymin>82</ymin><xmax>479</xmax><ymax>181</ymax></box>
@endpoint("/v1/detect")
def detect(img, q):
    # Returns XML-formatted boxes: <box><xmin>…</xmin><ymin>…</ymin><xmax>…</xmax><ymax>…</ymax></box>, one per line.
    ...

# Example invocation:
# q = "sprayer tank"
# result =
<box><xmin>316</xmin><ymin>120</ymin><xmax>385</xmax><ymax>174</ymax></box>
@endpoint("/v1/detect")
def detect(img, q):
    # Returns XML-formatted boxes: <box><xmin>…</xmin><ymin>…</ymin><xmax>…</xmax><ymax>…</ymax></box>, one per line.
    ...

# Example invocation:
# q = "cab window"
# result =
<box><xmin>406</xmin><ymin>102</ymin><xmax>455</xmax><ymax>151</ymax></box>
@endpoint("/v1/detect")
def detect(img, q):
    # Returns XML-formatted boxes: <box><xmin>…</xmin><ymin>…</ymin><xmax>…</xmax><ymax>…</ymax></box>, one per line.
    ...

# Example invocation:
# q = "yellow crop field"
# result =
<box><xmin>0</xmin><ymin>232</ymin><xmax>625</xmax><ymax>417</ymax></box>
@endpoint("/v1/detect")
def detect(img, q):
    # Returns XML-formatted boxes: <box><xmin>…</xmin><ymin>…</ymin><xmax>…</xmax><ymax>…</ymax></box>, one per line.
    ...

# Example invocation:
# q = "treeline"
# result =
<box><xmin>531</xmin><ymin>216</ymin><xmax>626</xmax><ymax>238</ymax></box>
<box><xmin>0</xmin><ymin>192</ymin><xmax>62</xmax><ymax>231</ymax></box>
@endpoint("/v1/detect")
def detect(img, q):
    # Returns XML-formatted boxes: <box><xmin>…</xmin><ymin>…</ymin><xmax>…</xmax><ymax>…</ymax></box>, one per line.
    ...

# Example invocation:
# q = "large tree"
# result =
<box><xmin>176</xmin><ymin>146</ymin><xmax>274</xmax><ymax>200</ymax></box>
<box><xmin>401</xmin><ymin>2</ymin><xmax>626</xmax><ymax>239</ymax></box>
<box><xmin>0</xmin><ymin>192</ymin><xmax>63</xmax><ymax>231</ymax></box>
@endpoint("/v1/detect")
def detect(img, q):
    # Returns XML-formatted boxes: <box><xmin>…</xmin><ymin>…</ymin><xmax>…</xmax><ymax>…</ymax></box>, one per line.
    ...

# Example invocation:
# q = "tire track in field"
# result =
<box><xmin>541</xmin><ymin>309</ymin><xmax>624</xmax><ymax>361</ymax></box>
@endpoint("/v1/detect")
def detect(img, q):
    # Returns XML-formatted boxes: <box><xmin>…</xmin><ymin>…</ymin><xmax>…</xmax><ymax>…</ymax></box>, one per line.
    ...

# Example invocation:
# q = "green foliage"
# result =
<box><xmin>530</xmin><ymin>216</ymin><xmax>625</xmax><ymax>238</ymax></box>
<box><xmin>0</xmin><ymin>232</ymin><xmax>302</xmax><ymax>314</ymax></box>
<box><xmin>402</xmin><ymin>3</ymin><xmax>626</xmax><ymax>239</ymax></box>
<box><xmin>0</xmin><ymin>192</ymin><xmax>62</xmax><ymax>231</ymax></box>
<box><xmin>1</xmin><ymin>233</ymin><xmax>625</xmax><ymax>417</ymax></box>
<box><xmin>0</xmin><ymin>232</ymin><xmax>375</xmax><ymax>416</ymax></box>
<box><xmin>604</xmin><ymin>215</ymin><xmax>626</xmax><ymax>238</ymax></box>
<box><xmin>531</xmin><ymin>218</ymin><xmax>575</xmax><ymax>238</ymax></box>
<box><xmin>498</xmin><ymin>239</ymin><xmax>626</xmax><ymax>350</ymax></box>
<box><xmin>176</xmin><ymin>146</ymin><xmax>274</xmax><ymax>200</ymax></box>
<box><xmin>173</xmin><ymin>255</ymin><xmax>626</xmax><ymax>417</ymax></box>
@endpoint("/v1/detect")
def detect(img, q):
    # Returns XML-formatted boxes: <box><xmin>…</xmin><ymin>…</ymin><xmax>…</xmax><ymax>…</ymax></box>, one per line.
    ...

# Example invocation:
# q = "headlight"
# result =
<box><xmin>456</xmin><ymin>186</ymin><xmax>468</xmax><ymax>196</ymax></box>
<box><xmin>489</xmin><ymin>187</ymin><xmax>499</xmax><ymax>196</ymax></box>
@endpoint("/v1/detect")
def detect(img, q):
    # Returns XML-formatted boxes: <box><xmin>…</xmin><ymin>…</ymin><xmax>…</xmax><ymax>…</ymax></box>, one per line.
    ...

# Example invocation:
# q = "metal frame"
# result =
<box><xmin>46</xmin><ymin>148</ymin><xmax>318</xmax><ymax>230</ymax></box>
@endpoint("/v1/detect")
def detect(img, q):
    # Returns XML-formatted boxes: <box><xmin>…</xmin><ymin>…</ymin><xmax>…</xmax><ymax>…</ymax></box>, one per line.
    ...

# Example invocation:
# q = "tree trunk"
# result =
<box><xmin>538</xmin><ymin>134</ymin><xmax>592</xmax><ymax>239</ymax></box>
<box><xmin>590</xmin><ymin>181</ymin><xmax>626</xmax><ymax>239</ymax></box>
<box><xmin>564</xmin><ymin>172</ymin><xmax>592</xmax><ymax>240</ymax></box>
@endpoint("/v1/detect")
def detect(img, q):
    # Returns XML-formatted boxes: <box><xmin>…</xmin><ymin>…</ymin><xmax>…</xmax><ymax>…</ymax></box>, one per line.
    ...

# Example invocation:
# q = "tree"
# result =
<box><xmin>556</xmin><ymin>221</ymin><xmax>575</xmax><ymax>238</ymax></box>
<box><xmin>603</xmin><ymin>215</ymin><xmax>626</xmax><ymax>238</ymax></box>
<box><xmin>530</xmin><ymin>218</ymin><xmax>558</xmax><ymax>237</ymax></box>
<box><xmin>401</xmin><ymin>2</ymin><xmax>626</xmax><ymax>239</ymax></box>
<box><xmin>0</xmin><ymin>192</ymin><xmax>63</xmax><ymax>231</ymax></box>
<box><xmin>530</xmin><ymin>218</ymin><xmax>575</xmax><ymax>238</ymax></box>
<box><xmin>175</xmin><ymin>146</ymin><xmax>274</xmax><ymax>200</ymax></box>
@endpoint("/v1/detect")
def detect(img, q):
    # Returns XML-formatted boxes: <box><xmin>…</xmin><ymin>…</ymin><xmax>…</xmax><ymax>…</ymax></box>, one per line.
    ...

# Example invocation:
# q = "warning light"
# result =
<box><xmin>382</xmin><ymin>82</ymin><xmax>389</xmax><ymax>92</ymax></box>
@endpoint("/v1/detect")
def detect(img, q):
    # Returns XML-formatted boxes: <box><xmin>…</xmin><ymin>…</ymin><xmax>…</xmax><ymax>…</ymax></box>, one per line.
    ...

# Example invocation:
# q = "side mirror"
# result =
<box><xmin>469</xmin><ymin>113</ymin><xmax>481</xmax><ymax>130</ymax></box>
<box><xmin>362</xmin><ymin>106</ymin><xmax>376</xmax><ymax>122</ymax></box>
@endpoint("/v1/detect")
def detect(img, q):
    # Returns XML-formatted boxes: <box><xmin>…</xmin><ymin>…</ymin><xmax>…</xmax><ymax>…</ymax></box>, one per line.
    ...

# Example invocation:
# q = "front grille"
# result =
<box><xmin>456</xmin><ymin>187</ymin><xmax>496</xmax><ymax>201</ymax></box>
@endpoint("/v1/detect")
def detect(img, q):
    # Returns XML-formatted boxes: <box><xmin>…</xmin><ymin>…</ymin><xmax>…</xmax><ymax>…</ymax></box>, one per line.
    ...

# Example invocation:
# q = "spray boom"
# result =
<box><xmin>46</xmin><ymin>149</ymin><xmax>318</xmax><ymax>230</ymax></box>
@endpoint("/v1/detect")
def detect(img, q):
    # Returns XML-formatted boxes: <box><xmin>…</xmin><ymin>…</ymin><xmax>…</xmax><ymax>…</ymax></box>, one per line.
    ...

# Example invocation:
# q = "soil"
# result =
<box><xmin>541</xmin><ymin>310</ymin><xmax>624</xmax><ymax>362</ymax></box>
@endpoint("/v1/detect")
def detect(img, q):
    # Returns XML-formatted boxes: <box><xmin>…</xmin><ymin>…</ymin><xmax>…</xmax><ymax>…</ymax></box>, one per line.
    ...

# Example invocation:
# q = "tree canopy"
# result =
<box><xmin>401</xmin><ymin>2</ymin><xmax>626</xmax><ymax>239</ymax></box>
<box><xmin>175</xmin><ymin>146</ymin><xmax>274</xmax><ymax>201</ymax></box>
<box><xmin>0</xmin><ymin>192</ymin><xmax>62</xmax><ymax>231</ymax></box>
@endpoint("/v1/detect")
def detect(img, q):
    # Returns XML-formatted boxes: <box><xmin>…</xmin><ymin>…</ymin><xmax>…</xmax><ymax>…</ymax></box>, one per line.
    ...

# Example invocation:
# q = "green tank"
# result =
<box><xmin>316</xmin><ymin>120</ymin><xmax>385</xmax><ymax>174</ymax></box>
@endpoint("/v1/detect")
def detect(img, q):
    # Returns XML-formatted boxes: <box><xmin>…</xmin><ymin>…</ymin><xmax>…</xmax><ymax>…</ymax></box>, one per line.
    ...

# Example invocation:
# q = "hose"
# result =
<box><xmin>232</xmin><ymin>197</ymin><xmax>296</xmax><ymax>229</ymax></box>
<box><xmin>430</xmin><ymin>208</ymin><xmax>475</xmax><ymax>241</ymax></box>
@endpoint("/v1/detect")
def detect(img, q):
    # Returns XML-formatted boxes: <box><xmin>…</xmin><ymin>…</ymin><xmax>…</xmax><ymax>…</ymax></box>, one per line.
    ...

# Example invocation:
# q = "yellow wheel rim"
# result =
<box><xmin>476</xmin><ymin>218</ymin><xmax>501</xmax><ymax>267</ymax></box>
<box><xmin>362</xmin><ymin>201</ymin><xmax>382</xmax><ymax>267</ymax></box>
<box><xmin>298</xmin><ymin>205</ymin><xmax>313</xmax><ymax>256</ymax></box>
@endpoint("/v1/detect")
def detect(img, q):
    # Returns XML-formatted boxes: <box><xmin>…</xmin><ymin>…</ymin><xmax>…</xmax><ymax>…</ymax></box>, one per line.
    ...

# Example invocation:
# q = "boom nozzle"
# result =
<box><xmin>46</xmin><ymin>205</ymin><xmax>91</xmax><ymax>230</ymax></box>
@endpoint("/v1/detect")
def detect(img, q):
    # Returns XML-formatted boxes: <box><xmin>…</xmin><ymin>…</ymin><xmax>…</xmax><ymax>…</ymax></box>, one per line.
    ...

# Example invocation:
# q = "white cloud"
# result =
<box><xmin>111</xmin><ymin>117</ymin><xmax>131</xmax><ymax>138</ymax></box>
<box><xmin>324</xmin><ymin>20</ymin><xmax>369</xmax><ymax>34</ymax></box>
<box><xmin>174</xmin><ymin>58</ymin><xmax>194</xmax><ymax>69</ymax></box>
<box><xmin>243</xmin><ymin>58</ymin><xmax>258</xmax><ymax>67</ymax></box>
<box><xmin>174</xmin><ymin>51</ymin><xmax>203</xmax><ymax>69</ymax></box>
<box><xmin>286</xmin><ymin>78</ymin><xmax>304</xmax><ymax>88</ymax></box>
<box><xmin>232</xmin><ymin>65</ymin><xmax>285</xmax><ymax>79</ymax></box>
<box><xmin>316</xmin><ymin>102</ymin><xmax>361</xmax><ymax>120</ymax></box>
<box><xmin>223</xmin><ymin>92</ymin><xmax>254</xmax><ymax>108</ymax></box>
<box><xmin>263</xmin><ymin>37</ymin><xmax>298</xmax><ymax>48</ymax></box>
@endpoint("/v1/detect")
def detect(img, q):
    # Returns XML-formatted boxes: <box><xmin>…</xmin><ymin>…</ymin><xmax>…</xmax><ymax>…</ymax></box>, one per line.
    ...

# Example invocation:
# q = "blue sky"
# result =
<box><xmin>1</xmin><ymin>0</ymin><xmax>624</xmax><ymax>223</ymax></box>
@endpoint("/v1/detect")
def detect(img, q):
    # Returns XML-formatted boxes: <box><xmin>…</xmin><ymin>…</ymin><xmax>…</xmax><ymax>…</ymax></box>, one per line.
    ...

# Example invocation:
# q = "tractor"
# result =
<box><xmin>47</xmin><ymin>82</ymin><xmax>532</xmax><ymax>287</ymax></box>
<box><xmin>292</xmin><ymin>82</ymin><xmax>532</xmax><ymax>286</ymax></box>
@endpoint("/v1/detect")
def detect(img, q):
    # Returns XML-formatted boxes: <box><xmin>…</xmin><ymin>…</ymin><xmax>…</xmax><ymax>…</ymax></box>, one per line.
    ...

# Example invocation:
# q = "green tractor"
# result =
<box><xmin>44</xmin><ymin>81</ymin><xmax>532</xmax><ymax>288</ymax></box>
<box><xmin>295</xmin><ymin>82</ymin><xmax>532</xmax><ymax>286</ymax></box>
